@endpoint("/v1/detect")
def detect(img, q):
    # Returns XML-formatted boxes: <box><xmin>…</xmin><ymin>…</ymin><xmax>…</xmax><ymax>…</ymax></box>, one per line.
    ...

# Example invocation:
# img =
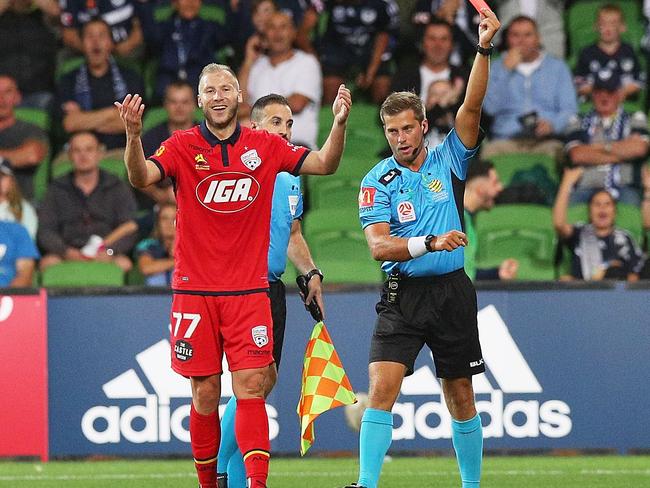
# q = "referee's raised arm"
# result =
<box><xmin>455</xmin><ymin>8</ymin><xmax>500</xmax><ymax>149</ymax></box>
<box><xmin>115</xmin><ymin>93</ymin><xmax>163</xmax><ymax>188</ymax></box>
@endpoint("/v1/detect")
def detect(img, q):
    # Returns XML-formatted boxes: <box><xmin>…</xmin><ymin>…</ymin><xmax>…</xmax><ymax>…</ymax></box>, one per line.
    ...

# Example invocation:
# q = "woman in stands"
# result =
<box><xmin>553</xmin><ymin>166</ymin><xmax>645</xmax><ymax>281</ymax></box>
<box><xmin>134</xmin><ymin>202</ymin><xmax>176</xmax><ymax>286</ymax></box>
<box><xmin>0</xmin><ymin>158</ymin><xmax>37</xmax><ymax>240</ymax></box>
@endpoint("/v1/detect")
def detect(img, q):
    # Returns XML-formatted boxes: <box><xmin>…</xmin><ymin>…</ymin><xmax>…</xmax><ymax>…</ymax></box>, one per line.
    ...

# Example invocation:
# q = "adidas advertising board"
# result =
<box><xmin>45</xmin><ymin>289</ymin><xmax>650</xmax><ymax>456</ymax></box>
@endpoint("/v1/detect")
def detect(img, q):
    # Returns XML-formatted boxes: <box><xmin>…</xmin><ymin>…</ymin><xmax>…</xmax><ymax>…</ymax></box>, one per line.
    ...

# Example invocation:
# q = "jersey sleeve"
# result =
<box><xmin>437</xmin><ymin>128</ymin><xmax>481</xmax><ymax>180</ymax></box>
<box><xmin>358</xmin><ymin>172</ymin><xmax>391</xmax><ymax>229</ymax></box>
<box><xmin>148</xmin><ymin>133</ymin><xmax>182</xmax><ymax>179</ymax></box>
<box><xmin>268</xmin><ymin>134</ymin><xmax>311</xmax><ymax>175</ymax></box>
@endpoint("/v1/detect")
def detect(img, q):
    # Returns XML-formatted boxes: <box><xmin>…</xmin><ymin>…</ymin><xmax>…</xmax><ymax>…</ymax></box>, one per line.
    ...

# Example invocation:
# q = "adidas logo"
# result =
<box><xmin>82</xmin><ymin>339</ymin><xmax>278</xmax><ymax>445</ymax></box>
<box><xmin>394</xmin><ymin>305</ymin><xmax>572</xmax><ymax>441</ymax></box>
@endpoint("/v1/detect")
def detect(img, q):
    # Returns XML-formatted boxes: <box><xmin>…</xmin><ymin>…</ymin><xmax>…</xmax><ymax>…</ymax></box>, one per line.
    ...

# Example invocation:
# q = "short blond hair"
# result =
<box><xmin>198</xmin><ymin>63</ymin><xmax>239</xmax><ymax>92</ymax></box>
<box><xmin>380</xmin><ymin>91</ymin><xmax>426</xmax><ymax>124</ymax></box>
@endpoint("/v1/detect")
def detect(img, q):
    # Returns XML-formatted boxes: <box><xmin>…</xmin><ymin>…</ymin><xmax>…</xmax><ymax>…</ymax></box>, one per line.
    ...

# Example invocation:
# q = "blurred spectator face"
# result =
<box><xmin>253</xmin><ymin>103</ymin><xmax>293</xmax><ymax>141</ymax></box>
<box><xmin>266</xmin><ymin>12</ymin><xmax>295</xmax><ymax>56</ymax></box>
<box><xmin>421</xmin><ymin>23</ymin><xmax>453</xmax><ymax>66</ymax></box>
<box><xmin>477</xmin><ymin>168</ymin><xmax>503</xmax><ymax>210</ymax></box>
<box><xmin>589</xmin><ymin>190</ymin><xmax>616</xmax><ymax>231</ymax></box>
<box><xmin>68</xmin><ymin>132</ymin><xmax>103</xmax><ymax>175</ymax></box>
<box><xmin>0</xmin><ymin>76</ymin><xmax>20</xmax><ymax>121</ymax></box>
<box><xmin>426</xmin><ymin>79</ymin><xmax>452</xmax><ymax>109</ymax></box>
<box><xmin>198</xmin><ymin>70</ymin><xmax>241</xmax><ymax>129</ymax></box>
<box><xmin>157</xmin><ymin>204</ymin><xmax>177</xmax><ymax>241</ymax></box>
<box><xmin>596</xmin><ymin>10</ymin><xmax>625</xmax><ymax>44</ymax></box>
<box><xmin>252</xmin><ymin>0</ymin><xmax>276</xmax><ymax>34</ymax></box>
<box><xmin>10</xmin><ymin>0</ymin><xmax>32</xmax><ymax>13</ymax></box>
<box><xmin>175</xmin><ymin>0</ymin><xmax>202</xmax><ymax>20</ymax></box>
<box><xmin>82</xmin><ymin>21</ymin><xmax>114</xmax><ymax>68</ymax></box>
<box><xmin>592</xmin><ymin>87</ymin><xmax>622</xmax><ymax>117</ymax></box>
<box><xmin>164</xmin><ymin>84</ymin><xmax>196</xmax><ymax>126</ymax></box>
<box><xmin>383</xmin><ymin>110</ymin><xmax>428</xmax><ymax>165</ymax></box>
<box><xmin>506</xmin><ymin>19</ymin><xmax>540</xmax><ymax>62</ymax></box>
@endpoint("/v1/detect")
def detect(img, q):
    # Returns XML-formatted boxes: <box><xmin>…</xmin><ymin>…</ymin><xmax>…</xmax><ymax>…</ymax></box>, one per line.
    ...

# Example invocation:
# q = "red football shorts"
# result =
<box><xmin>169</xmin><ymin>292</ymin><xmax>274</xmax><ymax>377</ymax></box>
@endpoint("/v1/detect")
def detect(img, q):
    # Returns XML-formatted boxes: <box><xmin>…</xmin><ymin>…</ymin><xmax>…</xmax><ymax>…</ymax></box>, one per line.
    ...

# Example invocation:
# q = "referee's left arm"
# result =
<box><xmin>455</xmin><ymin>9</ymin><xmax>500</xmax><ymax>149</ymax></box>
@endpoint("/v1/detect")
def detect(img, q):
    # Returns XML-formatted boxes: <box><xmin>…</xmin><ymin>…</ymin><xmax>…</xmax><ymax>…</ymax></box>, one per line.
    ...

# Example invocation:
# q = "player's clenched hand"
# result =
<box><xmin>332</xmin><ymin>84</ymin><xmax>352</xmax><ymax>125</ymax></box>
<box><xmin>114</xmin><ymin>94</ymin><xmax>145</xmax><ymax>138</ymax></box>
<box><xmin>305</xmin><ymin>275</ymin><xmax>325</xmax><ymax>320</ymax></box>
<box><xmin>478</xmin><ymin>8</ymin><xmax>500</xmax><ymax>46</ymax></box>
<box><xmin>432</xmin><ymin>230</ymin><xmax>468</xmax><ymax>252</ymax></box>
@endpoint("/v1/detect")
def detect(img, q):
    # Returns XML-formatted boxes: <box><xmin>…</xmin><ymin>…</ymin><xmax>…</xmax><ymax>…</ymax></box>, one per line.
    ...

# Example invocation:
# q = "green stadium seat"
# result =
<box><xmin>303</xmin><ymin>207</ymin><xmax>360</xmax><ymax>235</ymax></box>
<box><xmin>475</xmin><ymin>204</ymin><xmax>557</xmax><ymax>280</ymax></box>
<box><xmin>51</xmin><ymin>157</ymin><xmax>128</xmax><ymax>180</ymax></box>
<box><xmin>32</xmin><ymin>157</ymin><xmax>51</xmax><ymax>203</ymax></box>
<box><xmin>142</xmin><ymin>107</ymin><xmax>204</xmax><ymax>133</ymax></box>
<box><xmin>14</xmin><ymin>107</ymin><xmax>50</xmax><ymax>131</ymax></box>
<box><xmin>488</xmin><ymin>152</ymin><xmax>558</xmax><ymax>187</ymax></box>
<box><xmin>307</xmin><ymin>177</ymin><xmax>361</xmax><ymax>210</ymax></box>
<box><xmin>41</xmin><ymin>261</ymin><xmax>125</xmax><ymax>287</ymax></box>
<box><xmin>308</xmin><ymin>229</ymin><xmax>382</xmax><ymax>284</ymax></box>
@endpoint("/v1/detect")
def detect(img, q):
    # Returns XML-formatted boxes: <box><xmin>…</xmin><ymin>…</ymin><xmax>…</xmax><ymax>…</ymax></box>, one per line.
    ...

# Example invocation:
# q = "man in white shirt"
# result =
<box><xmin>239</xmin><ymin>11</ymin><xmax>322</xmax><ymax>149</ymax></box>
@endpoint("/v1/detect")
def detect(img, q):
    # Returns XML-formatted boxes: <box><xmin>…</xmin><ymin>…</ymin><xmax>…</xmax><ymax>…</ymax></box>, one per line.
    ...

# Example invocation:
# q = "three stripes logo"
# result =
<box><xmin>394</xmin><ymin>306</ymin><xmax>572</xmax><ymax>440</ymax></box>
<box><xmin>82</xmin><ymin>339</ymin><xmax>279</xmax><ymax>444</ymax></box>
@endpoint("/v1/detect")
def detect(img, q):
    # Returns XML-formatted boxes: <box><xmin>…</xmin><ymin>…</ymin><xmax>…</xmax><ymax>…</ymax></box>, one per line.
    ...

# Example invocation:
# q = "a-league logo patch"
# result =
<box><xmin>241</xmin><ymin>149</ymin><xmax>262</xmax><ymax>171</ymax></box>
<box><xmin>251</xmin><ymin>325</ymin><xmax>269</xmax><ymax>348</ymax></box>
<box><xmin>398</xmin><ymin>201</ymin><xmax>416</xmax><ymax>223</ymax></box>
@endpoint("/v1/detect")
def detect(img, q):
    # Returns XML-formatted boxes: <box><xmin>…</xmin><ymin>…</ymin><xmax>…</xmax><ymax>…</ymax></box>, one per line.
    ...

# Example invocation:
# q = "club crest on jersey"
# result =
<box><xmin>398</xmin><ymin>201</ymin><xmax>417</xmax><ymax>223</ymax></box>
<box><xmin>241</xmin><ymin>149</ymin><xmax>262</xmax><ymax>171</ymax></box>
<box><xmin>251</xmin><ymin>325</ymin><xmax>269</xmax><ymax>348</ymax></box>
<box><xmin>196</xmin><ymin>172</ymin><xmax>260</xmax><ymax>213</ymax></box>
<box><xmin>194</xmin><ymin>153</ymin><xmax>210</xmax><ymax>170</ymax></box>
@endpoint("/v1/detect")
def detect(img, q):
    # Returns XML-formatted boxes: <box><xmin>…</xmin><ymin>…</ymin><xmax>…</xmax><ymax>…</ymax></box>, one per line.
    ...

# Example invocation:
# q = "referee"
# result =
<box><xmin>344</xmin><ymin>9</ymin><xmax>501</xmax><ymax>488</ymax></box>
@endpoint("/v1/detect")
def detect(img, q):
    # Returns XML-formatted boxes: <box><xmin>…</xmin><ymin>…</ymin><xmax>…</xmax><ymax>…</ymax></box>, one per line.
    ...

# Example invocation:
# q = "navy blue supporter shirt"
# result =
<box><xmin>358</xmin><ymin>129</ymin><xmax>478</xmax><ymax>277</ymax></box>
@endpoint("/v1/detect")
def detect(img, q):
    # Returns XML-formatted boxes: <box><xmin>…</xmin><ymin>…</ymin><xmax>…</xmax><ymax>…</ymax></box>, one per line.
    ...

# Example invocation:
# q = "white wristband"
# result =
<box><xmin>407</xmin><ymin>236</ymin><xmax>428</xmax><ymax>258</ymax></box>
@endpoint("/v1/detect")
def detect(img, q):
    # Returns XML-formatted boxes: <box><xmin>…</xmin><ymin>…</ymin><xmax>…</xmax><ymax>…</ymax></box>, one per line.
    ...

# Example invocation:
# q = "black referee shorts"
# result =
<box><xmin>369</xmin><ymin>269</ymin><xmax>485</xmax><ymax>379</ymax></box>
<box><xmin>269</xmin><ymin>280</ymin><xmax>287</xmax><ymax>371</ymax></box>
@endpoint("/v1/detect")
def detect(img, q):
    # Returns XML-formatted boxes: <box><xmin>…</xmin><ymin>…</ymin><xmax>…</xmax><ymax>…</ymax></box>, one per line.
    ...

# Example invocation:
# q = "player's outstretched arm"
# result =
<box><xmin>553</xmin><ymin>167</ymin><xmax>582</xmax><ymax>240</ymax></box>
<box><xmin>299</xmin><ymin>84</ymin><xmax>352</xmax><ymax>175</ymax></box>
<box><xmin>364</xmin><ymin>223</ymin><xmax>468</xmax><ymax>262</ymax></box>
<box><xmin>114</xmin><ymin>94</ymin><xmax>163</xmax><ymax>188</ymax></box>
<box><xmin>455</xmin><ymin>8</ymin><xmax>500</xmax><ymax>149</ymax></box>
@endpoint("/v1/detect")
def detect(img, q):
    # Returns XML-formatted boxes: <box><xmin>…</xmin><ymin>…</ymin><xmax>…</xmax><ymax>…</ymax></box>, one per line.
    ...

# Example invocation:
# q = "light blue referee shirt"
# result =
<box><xmin>358</xmin><ymin>129</ymin><xmax>479</xmax><ymax>277</ymax></box>
<box><xmin>268</xmin><ymin>172</ymin><xmax>303</xmax><ymax>282</ymax></box>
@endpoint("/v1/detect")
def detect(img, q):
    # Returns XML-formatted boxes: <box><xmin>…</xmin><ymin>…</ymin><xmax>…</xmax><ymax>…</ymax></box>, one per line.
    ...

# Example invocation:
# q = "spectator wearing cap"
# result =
<box><xmin>574</xmin><ymin>3</ymin><xmax>644</xmax><ymax>102</ymax></box>
<box><xmin>0</xmin><ymin>158</ymin><xmax>38</xmax><ymax>240</ymax></box>
<box><xmin>564</xmin><ymin>71</ymin><xmax>650</xmax><ymax>205</ymax></box>
<box><xmin>0</xmin><ymin>75</ymin><xmax>49</xmax><ymax>201</ymax></box>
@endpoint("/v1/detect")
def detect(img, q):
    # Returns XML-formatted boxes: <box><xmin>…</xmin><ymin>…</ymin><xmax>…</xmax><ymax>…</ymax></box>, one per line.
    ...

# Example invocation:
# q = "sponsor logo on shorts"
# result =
<box><xmin>241</xmin><ymin>149</ymin><xmax>262</xmax><ymax>171</ymax></box>
<box><xmin>397</xmin><ymin>201</ymin><xmax>416</xmax><ymax>223</ymax></box>
<box><xmin>196</xmin><ymin>172</ymin><xmax>260</xmax><ymax>213</ymax></box>
<box><xmin>359</xmin><ymin>187</ymin><xmax>376</xmax><ymax>208</ymax></box>
<box><xmin>174</xmin><ymin>340</ymin><xmax>193</xmax><ymax>361</ymax></box>
<box><xmin>251</xmin><ymin>325</ymin><xmax>269</xmax><ymax>347</ymax></box>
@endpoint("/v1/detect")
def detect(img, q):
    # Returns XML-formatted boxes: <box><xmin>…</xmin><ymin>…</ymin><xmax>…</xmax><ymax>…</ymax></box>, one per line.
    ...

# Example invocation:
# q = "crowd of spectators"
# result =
<box><xmin>1</xmin><ymin>0</ymin><xmax>650</xmax><ymax>287</ymax></box>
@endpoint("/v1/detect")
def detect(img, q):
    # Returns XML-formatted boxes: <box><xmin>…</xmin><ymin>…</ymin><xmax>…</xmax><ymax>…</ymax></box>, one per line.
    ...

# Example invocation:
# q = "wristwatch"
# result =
<box><xmin>424</xmin><ymin>234</ymin><xmax>436</xmax><ymax>252</ymax></box>
<box><xmin>304</xmin><ymin>268</ymin><xmax>324</xmax><ymax>283</ymax></box>
<box><xmin>476</xmin><ymin>42</ymin><xmax>494</xmax><ymax>56</ymax></box>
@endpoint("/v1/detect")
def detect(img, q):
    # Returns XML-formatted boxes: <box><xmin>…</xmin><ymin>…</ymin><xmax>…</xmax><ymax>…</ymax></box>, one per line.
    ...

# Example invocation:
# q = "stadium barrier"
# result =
<box><xmin>1</xmin><ymin>283</ymin><xmax>649</xmax><ymax>459</ymax></box>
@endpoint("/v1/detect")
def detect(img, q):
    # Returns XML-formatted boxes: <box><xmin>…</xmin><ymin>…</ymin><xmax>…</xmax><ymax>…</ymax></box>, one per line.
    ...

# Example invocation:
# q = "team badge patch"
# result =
<box><xmin>397</xmin><ymin>201</ymin><xmax>417</xmax><ymax>223</ymax></box>
<box><xmin>194</xmin><ymin>153</ymin><xmax>210</xmax><ymax>170</ymax></box>
<box><xmin>359</xmin><ymin>187</ymin><xmax>376</xmax><ymax>207</ymax></box>
<box><xmin>155</xmin><ymin>146</ymin><xmax>165</xmax><ymax>157</ymax></box>
<box><xmin>288</xmin><ymin>195</ymin><xmax>299</xmax><ymax>216</ymax></box>
<box><xmin>252</xmin><ymin>325</ymin><xmax>269</xmax><ymax>348</ymax></box>
<box><xmin>241</xmin><ymin>149</ymin><xmax>262</xmax><ymax>171</ymax></box>
<box><xmin>174</xmin><ymin>340</ymin><xmax>193</xmax><ymax>361</ymax></box>
<box><xmin>428</xmin><ymin>179</ymin><xmax>443</xmax><ymax>192</ymax></box>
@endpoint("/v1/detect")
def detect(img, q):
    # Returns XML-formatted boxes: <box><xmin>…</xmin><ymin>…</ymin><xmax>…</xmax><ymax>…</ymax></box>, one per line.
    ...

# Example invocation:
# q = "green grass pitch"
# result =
<box><xmin>1</xmin><ymin>455</ymin><xmax>649</xmax><ymax>487</ymax></box>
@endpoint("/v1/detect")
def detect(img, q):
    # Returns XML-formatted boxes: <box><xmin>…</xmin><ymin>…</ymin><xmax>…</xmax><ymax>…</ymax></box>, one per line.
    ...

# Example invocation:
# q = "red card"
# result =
<box><xmin>469</xmin><ymin>0</ymin><xmax>491</xmax><ymax>13</ymax></box>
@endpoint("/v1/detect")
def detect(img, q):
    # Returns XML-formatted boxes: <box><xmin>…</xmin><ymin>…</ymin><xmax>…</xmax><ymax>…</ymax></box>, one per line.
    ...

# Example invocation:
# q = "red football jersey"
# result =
<box><xmin>150</xmin><ymin>122</ymin><xmax>310</xmax><ymax>293</ymax></box>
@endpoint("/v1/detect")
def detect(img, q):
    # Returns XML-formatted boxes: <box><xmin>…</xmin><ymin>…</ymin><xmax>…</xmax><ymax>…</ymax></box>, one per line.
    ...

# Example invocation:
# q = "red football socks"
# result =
<box><xmin>235</xmin><ymin>398</ymin><xmax>270</xmax><ymax>487</ymax></box>
<box><xmin>190</xmin><ymin>403</ymin><xmax>220</xmax><ymax>488</ymax></box>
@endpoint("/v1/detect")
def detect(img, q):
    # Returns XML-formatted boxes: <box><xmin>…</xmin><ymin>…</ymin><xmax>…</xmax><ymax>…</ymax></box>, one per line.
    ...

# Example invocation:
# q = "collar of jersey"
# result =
<box><xmin>200</xmin><ymin>121</ymin><xmax>242</xmax><ymax>147</ymax></box>
<box><xmin>389</xmin><ymin>148</ymin><xmax>432</xmax><ymax>174</ymax></box>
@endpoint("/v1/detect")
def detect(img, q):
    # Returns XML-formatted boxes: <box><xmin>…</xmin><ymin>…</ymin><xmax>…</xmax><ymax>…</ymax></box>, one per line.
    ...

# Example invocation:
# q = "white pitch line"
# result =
<box><xmin>0</xmin><ymin>469</ymin><xmax>648</xmax><ymax>482</ymax></box>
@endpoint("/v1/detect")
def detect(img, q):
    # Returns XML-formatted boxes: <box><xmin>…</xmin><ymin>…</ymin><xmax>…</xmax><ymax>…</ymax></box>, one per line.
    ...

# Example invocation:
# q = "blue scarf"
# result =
<box><xmin>74</xmin><ymin>57</ymin><xmax>128</xmax><ymax>110</ymax></box>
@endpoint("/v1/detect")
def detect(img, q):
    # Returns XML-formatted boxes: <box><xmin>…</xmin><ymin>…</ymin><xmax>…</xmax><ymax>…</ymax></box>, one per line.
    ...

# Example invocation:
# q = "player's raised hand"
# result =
<box><xmin>432</xmin><ymin>230</ymin><xmax>468</xmax><ymax>252</ymax></box>
<box><xmin>332</xmin><ymin>84</ymin><xmax>352</xmax><ymax>125</ymax></box>
<box><xmin>478</xmin><ymin>8</ymin><xmax>500</xmax><ymax>46</ymax></box>
<box><xmin>114</xmin><ymin>94</ymin><xmax>145</xmax><ymax>138</ymax></box>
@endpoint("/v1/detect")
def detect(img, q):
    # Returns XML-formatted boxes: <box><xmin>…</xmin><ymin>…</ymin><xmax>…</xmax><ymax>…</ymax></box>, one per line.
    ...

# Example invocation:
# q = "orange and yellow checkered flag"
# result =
<box><xmin>297</xmin><ymin>321</ymin><xmax>357</xmax><ymax>455</ymax></box>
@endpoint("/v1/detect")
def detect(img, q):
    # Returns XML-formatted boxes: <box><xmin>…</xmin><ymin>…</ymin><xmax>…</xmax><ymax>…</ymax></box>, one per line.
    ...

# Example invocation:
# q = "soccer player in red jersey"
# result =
<box><xmin>115</xmin><ymin>63</ymin><xmax>351</xmax><ymax>488</ymax></box>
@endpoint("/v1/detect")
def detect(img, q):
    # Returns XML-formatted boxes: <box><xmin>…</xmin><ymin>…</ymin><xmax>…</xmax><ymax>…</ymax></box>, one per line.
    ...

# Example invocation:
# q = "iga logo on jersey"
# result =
<box><xmin>196</xmin><ymin>172</ymin><xmax>260</xmax><ymax>213</ymax></box>
<box><xmin>398</xmin><ymin>201</ymin><xmax>416</xmax><ymax>222</ymax></box>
